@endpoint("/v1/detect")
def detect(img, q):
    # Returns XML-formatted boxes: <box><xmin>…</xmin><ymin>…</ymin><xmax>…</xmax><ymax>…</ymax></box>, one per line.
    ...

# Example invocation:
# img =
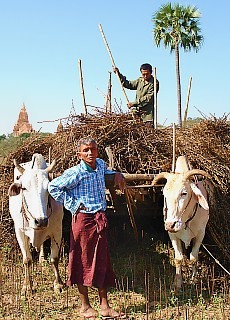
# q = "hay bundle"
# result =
<box><xmin>0</xmin><ymin>113</ymin><xmax>229</xmax><ymax>261</ymax></box>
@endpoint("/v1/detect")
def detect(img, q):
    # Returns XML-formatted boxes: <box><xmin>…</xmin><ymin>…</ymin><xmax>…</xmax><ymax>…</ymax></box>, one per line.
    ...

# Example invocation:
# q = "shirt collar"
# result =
<box><xmin>141</xmin><ymin>75</ymin><xmax>154</xmax><ymax>84</ymax></box>
<box><xmin>80</xmin><ymin>159</ymin><xmax>99</xmax><ymax>172</ymax></box>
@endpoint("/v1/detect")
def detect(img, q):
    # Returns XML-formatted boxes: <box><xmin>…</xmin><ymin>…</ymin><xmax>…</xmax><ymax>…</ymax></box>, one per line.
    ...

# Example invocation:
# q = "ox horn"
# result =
<box><xmin>184</xmin><ymin>169</ymin><xmax>211</xmax><ymax>181</ymax></box>
<box><xmin>13</xmin><ymin>159</ymin><xmax>25</xmax><ymax>174</ymax></box>
<box><xmin>152</xmin><ymin>172</ymin><xmax>170</xmax><ymax>186</ymax></box>
<box><xmin>45</xmin><ymin>159</ymin><xmax>56</xmax><ymax>173</ymax></box>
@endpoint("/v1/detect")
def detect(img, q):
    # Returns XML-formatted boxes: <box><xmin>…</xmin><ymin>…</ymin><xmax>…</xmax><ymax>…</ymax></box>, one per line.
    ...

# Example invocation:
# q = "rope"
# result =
<box><xmin>201</xmin><ymin>243</ymin><xmax>230</xmax><ymax>276</ymax></box>
<box><xmin>22</xmin><ymin>192</ymin><xmax>53</xmax><ymax>222</ymax></box>
<box><xmin>186</xmin><ymin>222</ymin><xmax>230</xmax><ymax>276</ymax></box>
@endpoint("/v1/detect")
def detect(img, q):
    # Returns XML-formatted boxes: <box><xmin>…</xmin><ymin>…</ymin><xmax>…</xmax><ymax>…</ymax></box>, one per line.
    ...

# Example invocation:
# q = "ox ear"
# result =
<box><xmin>190</xmin><ymin>183</ymin><xmax>209</xmax><ymax>210</ymax></box>
<box><xmin>8</xmin><ymin>183</ymin><xmax>22</xmax><ymax>196</ymax></box>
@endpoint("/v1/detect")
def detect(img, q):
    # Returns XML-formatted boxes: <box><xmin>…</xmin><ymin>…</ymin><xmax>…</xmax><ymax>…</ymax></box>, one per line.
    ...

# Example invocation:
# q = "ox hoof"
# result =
<box><xmin>54</xmin><ymin>282</ymin><xmax>64</xmax><ymax>293</ymax></box>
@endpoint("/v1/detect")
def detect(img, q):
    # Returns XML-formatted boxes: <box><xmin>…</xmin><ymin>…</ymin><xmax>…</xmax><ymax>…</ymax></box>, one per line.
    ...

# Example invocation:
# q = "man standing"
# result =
<box><xmin>114</xmin><ymin>63</ymin><xmax>159</xmax><ymax>126</ymax></box>
<box><xmin>48</xmin><ymin>137</ymin><xmax>125</xmax><ymax>319</ymax></box>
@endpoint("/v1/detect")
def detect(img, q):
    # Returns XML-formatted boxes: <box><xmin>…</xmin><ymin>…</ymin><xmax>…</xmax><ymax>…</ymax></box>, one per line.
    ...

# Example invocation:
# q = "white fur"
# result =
<box><xmin>9</xmin><ymin>154</ymin><xmax>64</xmax><ymax>295</ymax></box>
<box><xmin>158</xmin><ymin>156</ymin><xmax>209</xmax><ymax>289</ymax></box>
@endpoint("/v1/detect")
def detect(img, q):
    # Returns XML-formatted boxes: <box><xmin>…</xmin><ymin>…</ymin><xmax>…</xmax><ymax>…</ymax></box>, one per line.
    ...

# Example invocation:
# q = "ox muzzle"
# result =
<box><xmin>165</xmin><ymin>220</ymin><xmax>183</xmax><ymax>233</ymax></box>
<box><xmin>34</xmin><ymin>217</ymin><xmax>49</xmax><ymax>229</ymax></box>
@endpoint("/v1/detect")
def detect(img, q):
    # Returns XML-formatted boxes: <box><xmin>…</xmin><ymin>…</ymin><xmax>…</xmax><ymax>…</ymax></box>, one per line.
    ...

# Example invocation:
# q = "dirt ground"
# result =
<box><xmin>1</xmin><ymin>200</ymin><xmax>229</xmax><ymax>320</ymax></box>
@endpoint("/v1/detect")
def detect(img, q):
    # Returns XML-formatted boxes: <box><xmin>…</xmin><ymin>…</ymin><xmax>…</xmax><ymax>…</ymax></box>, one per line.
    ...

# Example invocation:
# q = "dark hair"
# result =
<box><xmin>140</xmin><ymin>63</ymin><xmax>152</xmax><ymax>73</ymax></box>
<box><xmin>77</xmin><ymin>137</ymin><xmax>97</xmax><ymax>151</ymax></box>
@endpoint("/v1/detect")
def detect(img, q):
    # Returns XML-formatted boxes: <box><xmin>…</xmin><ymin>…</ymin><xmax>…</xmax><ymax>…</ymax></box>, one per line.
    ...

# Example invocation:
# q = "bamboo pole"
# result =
<box><xmin>104</xmin><ymin>146</ymin><xmax>138</xmax><ymax>240</ymax></box>
<box><xmin>183</xmin><ymin>76</ymin><xmax>192</xmax><ymax>127</ymax></box>
<box><xmin>154</xmin><ymin>67</ymin><xmax>158</xmax><ymax>129</ymax></box>
<box><xmin>78</xmin><ymin>59</ymin><xmax>87</xmax><ymax>114</ymax></box>
<box><xmin>105</xmin><ymin>71</ymin><xmax>112</xmax><ymax>113</ymax></box>
<box><xmin>98</xmin><ymin>23</ymin><xmax>130</xmax><ymax>105</ymax></box>
<box><xmin>123</xmin><ymin>173</ymin><xmax>155</xmax><ymax>181</ymax></box>
<box><xmin>172</xmin><ymin>123</ymin><xmax>176</xmax><ymax>172</ymax></box>
<box><xmin>0</xmin><ymin>189</ymin><xmax>4</xmax><ymax>223</ymax></box>
<box><xmin>124</xmin><ymin>188</ymin><xmax>139</xmax><ymax>241</ymax></box>
<box><xmin>106</xmin><ymin>173</ymin><xmax>162</xmax><ymax>186</ymax></box>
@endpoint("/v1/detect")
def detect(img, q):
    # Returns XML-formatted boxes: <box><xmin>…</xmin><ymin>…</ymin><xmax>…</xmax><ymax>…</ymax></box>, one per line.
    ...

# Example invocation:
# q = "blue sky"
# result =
<box><xmin>0</xmin><ymin>0</ymin><xmax>229</xmax><ymax>135</ymax></box>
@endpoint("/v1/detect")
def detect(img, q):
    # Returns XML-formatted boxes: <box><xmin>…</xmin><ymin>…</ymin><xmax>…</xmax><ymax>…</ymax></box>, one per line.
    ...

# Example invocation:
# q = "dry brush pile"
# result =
<box><xmin>0</xmin><ymin>112</ymin><xmax>229</xmax><ymax>263</ymax></box>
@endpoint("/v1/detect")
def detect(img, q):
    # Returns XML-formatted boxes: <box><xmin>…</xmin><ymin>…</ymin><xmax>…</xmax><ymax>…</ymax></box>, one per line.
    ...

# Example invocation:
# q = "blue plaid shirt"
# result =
<box><xmin>48</xmin><ymin>158</ymin><xmax>115</xmax><ymax>215</ymax></box>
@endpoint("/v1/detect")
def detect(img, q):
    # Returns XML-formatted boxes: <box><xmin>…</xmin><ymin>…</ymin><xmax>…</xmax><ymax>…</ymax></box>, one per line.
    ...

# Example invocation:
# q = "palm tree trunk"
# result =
<box><xmin>175</xmin><ymin>44</ymin><xmax>182</xmax><ymax>128</ymax></box>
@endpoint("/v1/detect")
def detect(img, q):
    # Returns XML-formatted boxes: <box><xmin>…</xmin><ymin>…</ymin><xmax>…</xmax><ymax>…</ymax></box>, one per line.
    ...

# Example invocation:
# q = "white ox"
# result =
<box><xmin>152</xmin><ymin>156</ymin><xmax>211</xmax><ymax>289</ymax></box>
<box><xmin>8</xmin><ymin>153</ymin><xmax>64</xmax><ymax>295</ymax></box>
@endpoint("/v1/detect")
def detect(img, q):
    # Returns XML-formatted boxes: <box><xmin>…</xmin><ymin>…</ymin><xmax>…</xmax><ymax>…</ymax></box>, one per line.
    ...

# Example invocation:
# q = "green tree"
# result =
<box><xmin>0</xmin><ymin>134</ymin><xmax>6</xmax><ymax>142</ymax></box>
<box><xmin>152</xmin><ymin>3</ymin><xmax>203</xmax><ymax>128</ymax></box>
<box><xmin>184</xmin><ymin>116</ymin><xmax>202</xmax><ymax>127</ymax></box>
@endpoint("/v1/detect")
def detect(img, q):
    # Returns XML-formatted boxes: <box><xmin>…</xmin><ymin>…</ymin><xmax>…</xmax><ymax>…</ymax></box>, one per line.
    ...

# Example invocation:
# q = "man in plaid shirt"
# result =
<box><xmin>48</xmin><ymin>136</ymin><xmax>125</xmax><ymax>319</ymax></box>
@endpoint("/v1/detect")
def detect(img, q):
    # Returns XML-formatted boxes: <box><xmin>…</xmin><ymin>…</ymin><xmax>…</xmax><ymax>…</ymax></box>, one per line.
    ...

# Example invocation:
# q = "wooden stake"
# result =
<box><xmin>154</xmin><ymin>67</ymin><xmax>158</xmax><ymax>129</ymax></box>
<box><xmin>183</xmin><ymin>76</ymin><xmax>192</xmax><ymax>127</ymax></box>
<box><xmin>172</xmin><ymin>123</ymin><xmax>176</xmax><ymax>172</ymax></box>
<box><xmin>48</xmin><ymin>147</ymin><xmax>51</xmax><ymax>164</ymax></box>
<box><xmin>98</xmin><ymin>24</ymin><xmax>130</xmax><ymax>105</ymax></box>
<box><xmin>78</xmin><ymin>59</ymin><xmax>87</xmax><ymax>114</ymax></box>
<box><xmin>105</xmin><ymin>71</ymin><xmax>112</xmax><ymax>113</ymax></box>
<box><xmin>124</xmin><ymin>188</ymin><xmax>138</xmax><ymax>241</ymax></box>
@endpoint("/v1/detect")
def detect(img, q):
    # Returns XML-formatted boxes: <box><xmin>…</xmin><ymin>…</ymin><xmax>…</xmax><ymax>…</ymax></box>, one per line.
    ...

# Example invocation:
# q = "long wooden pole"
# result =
<box><xmin>183</xmin><ymin>76</ymin><xmax>192</xmax><ymax>127</ymax></box>
<box><xmin>78</xmin><ymin>59</ymin><xmax>87</xmax><ymax>114</ymax></box>
<box><xmin>154</xmin><ymin>67</ymin><xmax>158</xmax><ymax>129</ymax></box>
<box><xmin>98</xmin><ymin>24</ymin><xmax>130</xmax><ymax>105</ymax></box>
<box><xmin>124</xmin><ymin>188</ymin><xmax>139</xmax><ymax>241</ymax></box>
<box><xmin>105</xmin><ymin>71</ymin><xmax>112</xmax><ymax>113</ymax></box>
<box><xmin>172</xmin><ymin>123</ymin><xmax>176</xmax><ymax>172</ymax></box>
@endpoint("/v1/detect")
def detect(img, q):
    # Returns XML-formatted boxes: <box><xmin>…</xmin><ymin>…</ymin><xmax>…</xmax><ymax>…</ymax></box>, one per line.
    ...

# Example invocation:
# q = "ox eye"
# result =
<box><xmin>21</xmin><ymin>187</ymin><xmax>27</xmax><ymax>191</ymax></box>
<box><xmin>181</xmin><ymin>191</ymin><xmax>187</xmax><ymax>196</ymax></box>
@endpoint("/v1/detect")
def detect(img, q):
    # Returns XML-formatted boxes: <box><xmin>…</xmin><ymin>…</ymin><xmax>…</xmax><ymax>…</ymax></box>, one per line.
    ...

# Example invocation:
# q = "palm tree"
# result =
<box><xmin>152</xmin><ymin>3</ymin><xmax>203</xmax><ymax>128</ymax></box>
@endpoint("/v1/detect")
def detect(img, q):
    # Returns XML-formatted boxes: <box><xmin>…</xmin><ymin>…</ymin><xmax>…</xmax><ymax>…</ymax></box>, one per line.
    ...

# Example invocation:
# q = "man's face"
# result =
<box><xmin>78</xmin><ymin>142</ymin><xmax>98</xmax><ymax>168</ymax></box>
<box><xmin>141</xmin><ymin>69</ymin><xmax>152</xmax><ymax>81</ymax></box>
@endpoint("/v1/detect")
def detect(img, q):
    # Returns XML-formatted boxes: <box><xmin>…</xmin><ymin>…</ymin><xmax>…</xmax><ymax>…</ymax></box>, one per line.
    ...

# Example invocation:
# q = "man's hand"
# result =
<box><xmin>113</xmin><ymin>67</ymin><xmax>119</xmax><ymax>74</ymax></box>
<box><xmin>127</xmin><ymin>102</ymin><xmax>134</xmax><ymax>109</ymax></box>
<box><xmin>114</xmin><ymin>172</ymin><xmax>126</xmax><ymax>192</ymax></box>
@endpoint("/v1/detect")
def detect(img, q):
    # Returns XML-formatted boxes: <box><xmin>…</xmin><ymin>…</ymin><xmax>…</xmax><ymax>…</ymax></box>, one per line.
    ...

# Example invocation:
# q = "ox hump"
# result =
<box><xmin>175</xmin><ymin>156</ymin><xmax>192</xmax><ymax>173</ymax></box>
<box><xmin>31</xmin><ymin>154</ymin><xmax>47</xmax><ymax>169</ymax></box>
<box><xmin>13</xmin><ymin>154</ymin><xmax>48</xmax><ymax>182</ymax></box>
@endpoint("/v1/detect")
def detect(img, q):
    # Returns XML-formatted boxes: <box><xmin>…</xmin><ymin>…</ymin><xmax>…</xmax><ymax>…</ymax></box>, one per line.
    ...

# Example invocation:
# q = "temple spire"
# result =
<box><xmin>13</xmin><ymin>103</ymin><xmax>34</xmax><ymax>137</ymax></box>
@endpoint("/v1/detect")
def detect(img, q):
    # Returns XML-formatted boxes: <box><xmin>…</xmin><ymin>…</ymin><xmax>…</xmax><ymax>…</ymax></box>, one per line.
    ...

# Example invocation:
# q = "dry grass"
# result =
<box><xmin>1</xmin><ymin>114</ymin><xmax>230</xmax><ymax>261</ymax></box>
<box><xmin>0</xmin><ymin>221</ymin><xmax>229</xmax><ymax>320</ymax></box>
<box><xmin>0</xmin><ymin>114</ymin><xmax>229</xmax><ymax>319</ymax></box>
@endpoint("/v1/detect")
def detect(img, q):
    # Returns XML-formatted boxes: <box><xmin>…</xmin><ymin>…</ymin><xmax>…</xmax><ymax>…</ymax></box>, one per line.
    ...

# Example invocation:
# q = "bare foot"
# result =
<box><xmin>101</xmin><ymin>307</ymin><xmax>126</xmax><ymax>318</ymax></box>
<box><xmin>80</xmin><ymin>306</ymin><xmax>98</xmax><ymax>319</ymax></box>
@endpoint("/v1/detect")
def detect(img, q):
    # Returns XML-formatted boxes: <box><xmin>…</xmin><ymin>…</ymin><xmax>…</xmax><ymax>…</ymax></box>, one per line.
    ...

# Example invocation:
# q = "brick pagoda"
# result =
<box><xmin>13</xmin><ymin>103</ymin><xmax>34</xmax><ymax>137</ymax></box>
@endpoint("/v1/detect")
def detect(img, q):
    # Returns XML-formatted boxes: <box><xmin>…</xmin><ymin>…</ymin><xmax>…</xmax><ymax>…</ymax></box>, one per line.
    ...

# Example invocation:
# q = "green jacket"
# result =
<box><xmin>119</xmin><ymin>73</ymin><xmax>159</xmax><ymax>122</ymax></box>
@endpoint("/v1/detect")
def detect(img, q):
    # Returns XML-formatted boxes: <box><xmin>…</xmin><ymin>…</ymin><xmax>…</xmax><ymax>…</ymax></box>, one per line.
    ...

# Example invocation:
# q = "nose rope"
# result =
<box><xmin>163</xmin><ymin>197</ymin><xmax>168</xmax><ymax>222</ymax></box>
<box><xmin>184</xmin><ymin>202</ymin><xmax>199</xmax><ymax>228</ymax></box>
<box><xmin>164</xmin><ymin>192</ymin><xmax>197</xmax><ymax>227</ymax></box>
<box><xmin>21</xmin><ymin>191</ymin><xmax>53</xmax><ymax>223</ymax></box>
<box><xmin>177</xmin><ymin>192</ymin><xmax>193</xmax><ymax>221</ymax></box>
<box><xmin>22</xmin><ymin>192</ymin><xmax>36</xmax><ymax>221</ymax></box>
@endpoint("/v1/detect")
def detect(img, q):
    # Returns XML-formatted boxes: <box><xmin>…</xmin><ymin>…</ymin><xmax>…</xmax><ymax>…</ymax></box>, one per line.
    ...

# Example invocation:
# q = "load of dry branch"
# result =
<box><xmin>0</xmin><ymin>113</ymin><xmax>229</xmax><ymax>261</ymax></box>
